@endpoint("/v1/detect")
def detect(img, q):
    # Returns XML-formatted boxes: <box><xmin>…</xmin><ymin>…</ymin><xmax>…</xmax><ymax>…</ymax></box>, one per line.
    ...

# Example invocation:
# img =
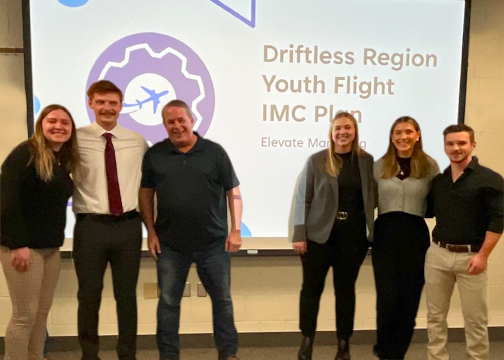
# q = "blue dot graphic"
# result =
<box><xmin>34</xmin><ymin>95</ymin><xmax>41</xmax><ymax>114</ymax></box>
<box><xmin>57</xmin><ymin>0</ymin><xmax>90</xmax><ymax>7</ymax></box>
<box><xmin>241</xmin><ymin>222</ymin><xmax>252</xmax><ymax>237</ymax></box>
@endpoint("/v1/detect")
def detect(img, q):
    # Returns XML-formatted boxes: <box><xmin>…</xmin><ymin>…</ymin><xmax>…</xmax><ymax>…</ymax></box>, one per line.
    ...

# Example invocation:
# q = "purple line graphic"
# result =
<box><xmin>209</xmin><ymin>0</ymin><xmax>257</xmax><ymax>28</ymax></box>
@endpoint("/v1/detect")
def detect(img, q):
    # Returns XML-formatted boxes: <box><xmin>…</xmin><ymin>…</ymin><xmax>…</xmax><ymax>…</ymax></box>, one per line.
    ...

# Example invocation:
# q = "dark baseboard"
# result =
<box><xmin>1</xmin><ymin>327</ymin><xmax>504</xmax><ymax>353</ymax></box>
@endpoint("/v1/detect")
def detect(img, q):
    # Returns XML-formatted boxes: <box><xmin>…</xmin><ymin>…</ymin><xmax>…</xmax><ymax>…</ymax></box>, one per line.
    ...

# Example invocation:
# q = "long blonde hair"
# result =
<box><xmin>28</xmin><ymin>105</ymin><xmax>79</xmax><ymax>182</ymax></box>
<box><xmin>380</xmin><ymin>116</ymin><xmax>434</xmax><ymax>179</ymax></box>
<box><xmin>325</xmin><ymin>112</ymin><xmax>362</xmax><ymax>177</ymax></box>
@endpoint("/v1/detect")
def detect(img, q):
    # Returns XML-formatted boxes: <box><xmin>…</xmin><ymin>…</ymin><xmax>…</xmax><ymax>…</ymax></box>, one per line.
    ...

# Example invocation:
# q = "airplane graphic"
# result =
<box><xmin>123</xmin><ymin>86</ymin><xmax>169</xmax><ymax>113</ymax></box>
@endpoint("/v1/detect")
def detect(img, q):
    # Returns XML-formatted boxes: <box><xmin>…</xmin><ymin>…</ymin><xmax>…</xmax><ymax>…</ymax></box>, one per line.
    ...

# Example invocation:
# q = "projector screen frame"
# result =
<box><xmin>20</xmin><ymin>0</ymin><xmax>472</xmax><ymax>256</ymax></box>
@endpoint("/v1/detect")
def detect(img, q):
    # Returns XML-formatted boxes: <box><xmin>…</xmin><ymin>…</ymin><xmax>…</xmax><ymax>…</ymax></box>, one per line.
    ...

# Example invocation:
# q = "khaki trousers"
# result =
<box><xmin>425</xmin><ymin>242</ymin><xmax>489</xmax><ymax>360</ymax></box>
<box><xmin>0</xmin><ymin>246</ymin><xmax>61</xmax><ymax>360</ymax></box>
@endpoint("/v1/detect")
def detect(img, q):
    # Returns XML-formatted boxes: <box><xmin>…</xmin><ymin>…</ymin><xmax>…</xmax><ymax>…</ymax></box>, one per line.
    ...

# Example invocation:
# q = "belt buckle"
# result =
<box><xmin>336</xmin><ymin>211</ymin><xmax>348</xmax><ymax>220</ymax></box>
<box><xmin>446</xmin><ymin>244</ymin><xmax>470</xmax><ymax>253</ymax></box>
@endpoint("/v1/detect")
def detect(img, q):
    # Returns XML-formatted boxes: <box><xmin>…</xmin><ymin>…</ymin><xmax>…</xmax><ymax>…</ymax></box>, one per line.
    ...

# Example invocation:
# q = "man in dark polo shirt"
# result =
<box><xmin>139</xmin><ymin>100</ymin><xmax>242</xmax><ymax>360</ymax></box>
<box><xmin>425</xmin><ymin>124</ymin><xmax>503</xmax><ymax>360</ymax></box>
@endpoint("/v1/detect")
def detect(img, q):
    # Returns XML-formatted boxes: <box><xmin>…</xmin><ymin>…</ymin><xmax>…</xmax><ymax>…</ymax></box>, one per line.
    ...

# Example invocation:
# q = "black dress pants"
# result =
<box><xmin>299</xmin><ymin>215</ymin><xmax>368</xmax><ymax>339</ymax></box>
<box><xmin>372</xmin><ymin>212</ymin><xmax>430</xmax><ymax>360</ymax></box>
<box><xmin>73</xmin><ymin>213</ymin><xmax>142</xmax><ymax>360</ymax></box>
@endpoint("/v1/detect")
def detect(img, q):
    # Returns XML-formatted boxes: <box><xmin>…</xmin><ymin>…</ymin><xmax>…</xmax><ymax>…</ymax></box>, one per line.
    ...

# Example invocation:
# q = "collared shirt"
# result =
<box><xmin>141</xmin><ymin>133</ymin><xmax>239</xmax><ymax>252</ymax></box>
<box><xmin>73</xmin><ymin>121</ymin><xmax>148</xmax><ymax>214</ymax></box>
<box><xmin>428</xmin><ymin>157</ymin><xmax>504</xmax><ymax>245</ymax></box>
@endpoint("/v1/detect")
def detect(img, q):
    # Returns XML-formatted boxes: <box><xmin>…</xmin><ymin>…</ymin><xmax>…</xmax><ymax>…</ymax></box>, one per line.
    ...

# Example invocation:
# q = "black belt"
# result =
<box><xmin>335</xmin><ymin>210</ymin><xmax>365</xmax><ymax>221</ymax></box>
<box><xmin>76</xmin><ymin>210</ymin><xmax>139</xmax><ymax>223</ymax></box>
<box><xmin>432</xmin><ymin>238</ymin><xmax>481</xmax><ymax>253</ymax></box>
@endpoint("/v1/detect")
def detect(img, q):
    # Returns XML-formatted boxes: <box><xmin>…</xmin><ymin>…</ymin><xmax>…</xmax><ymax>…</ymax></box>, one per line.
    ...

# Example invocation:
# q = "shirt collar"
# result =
<box><xmin>443</xmin><ymin>156</ymin><xmax>480</xmax><ymax>175</ymax></box>
<box><xmin>466</xmin><ymin>156</ymin><xmax>480</xmax><ymax>171</ymax></box>
<box><xmin>167</xmin><ymin>132</ymin><xmax>204</xmax><ymax>154</ymax></box>
<box><xmin>91</xmin><ymin>121</ymin><xmax>124</xmax><ymax>139</ymax></box>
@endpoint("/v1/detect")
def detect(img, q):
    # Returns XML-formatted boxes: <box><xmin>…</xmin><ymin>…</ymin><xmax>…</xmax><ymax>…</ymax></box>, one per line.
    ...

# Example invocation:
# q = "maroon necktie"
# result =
<box><xmin>103</xmin><ymin>133</ymin><xmax>123</xmax><ymax>216</ymax></box>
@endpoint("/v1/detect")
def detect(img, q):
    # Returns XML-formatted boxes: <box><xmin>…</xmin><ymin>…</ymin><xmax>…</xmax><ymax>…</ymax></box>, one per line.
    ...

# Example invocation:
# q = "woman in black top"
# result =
<box><xmin>0</xmin><ymin>104</ymin><xmax>78</xmax><ymax>360</ymax></box>
<box><xmin>292</xmin><ymin>112</ymin><xmax>376</xmax><ymax>360</ymax></box>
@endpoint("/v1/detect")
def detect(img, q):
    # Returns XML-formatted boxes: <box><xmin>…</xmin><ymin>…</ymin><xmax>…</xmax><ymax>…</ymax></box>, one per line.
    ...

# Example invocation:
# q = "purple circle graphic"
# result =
<box><xmin>86</xmin><ymin>32</ymin><xmax>215</xmax><ymax>143</ymax></box>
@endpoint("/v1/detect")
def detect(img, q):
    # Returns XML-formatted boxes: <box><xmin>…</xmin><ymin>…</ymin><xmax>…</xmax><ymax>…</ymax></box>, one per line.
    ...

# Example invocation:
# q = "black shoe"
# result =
<box><xmin>218</xmin><ymin>354</ymin><xmax>239</xmax><ymax>360</ymax></box>
<box><xmin>372</xmin><ymin>345</ymin><xmax>402</xmax><ymax>360</ymax></box>
<box><xmin>373</xmin><ymin>345</ymin><xmax>381</xmax><ymax>358</ymax></box>
<box><xmin>335</xmin><ymin>338</ymin><xmax>350</xmax><ymax>360</ymax></box>
<box><xmin>298</xmin><ymin>336</ymin><xmax>314</xmax><ymax>360</ymax></box>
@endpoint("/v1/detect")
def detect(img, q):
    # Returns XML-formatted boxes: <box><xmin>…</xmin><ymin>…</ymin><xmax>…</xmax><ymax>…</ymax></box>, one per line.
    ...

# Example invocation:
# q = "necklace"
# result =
<box><xmin>399</xmin><ymin>163</ymin><xmax>410</xmax><ymax>176</ymax></box>
<box><xmin>397</xmin><ymin>157</ymin><xmax>411</xmax><ymax>176</ymax></box>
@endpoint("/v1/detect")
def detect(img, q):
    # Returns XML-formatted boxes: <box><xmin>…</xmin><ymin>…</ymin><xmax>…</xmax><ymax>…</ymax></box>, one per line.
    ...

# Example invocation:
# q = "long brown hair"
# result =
<box><xmin>28</xmin><ymin>104</ymin><xmax>79</xmax><ymax>182</ymax></box>
<box><xmin>325</xmin><ymin>112</ymin><xmax>362</xmax><ymax>177</ymax></box>
<box><xmin>380</xmin><ymin>116</ymin><xmax>434</xmax><ymax>179</ymax></box>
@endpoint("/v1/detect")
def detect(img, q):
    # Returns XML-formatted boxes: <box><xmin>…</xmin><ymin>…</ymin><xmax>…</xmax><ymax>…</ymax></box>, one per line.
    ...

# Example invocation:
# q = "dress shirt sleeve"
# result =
<box><xmin>424</xmin><ymin>159</ymin><xmax>441</xmax><ymax>219</ymax></box>
<box><xmin>292</xmin><ymin>158</ymin><xmax>314</xmax><ymax>242</ymax></box>
<box><xmin>142</xmin><ymin>138</ymin><xmax>149</xmax><ymax>153</ymax></box>
<box><xmin>140</xmin><ymin>148</ymin><xmax>156</xmax><ymax>189</ymax></box>
<box><xmin>485</xmin><ymin>173</ymin><xmax>504</xmax><ymax>234</ymax></box>
<box><xmin>1</xmin><ymin>144</ymin><xmax>32</xmax><ymax>249</ymax></box>
<box><xmin>425</xmin><ymin>175</ymin><xmax>439</xmax><ymax>219</ymax></box>
<box><xmin>216</xmin><ymin>145</ymin><xmax>239</xmax><ymax>191</ymax></box>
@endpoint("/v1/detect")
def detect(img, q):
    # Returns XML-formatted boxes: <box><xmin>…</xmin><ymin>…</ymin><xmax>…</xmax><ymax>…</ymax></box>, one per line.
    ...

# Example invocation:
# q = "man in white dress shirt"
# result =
<box><xmin>73</xmin><ymin>80</ymin><xmax>148</xmax><ymax>360</ymax></box>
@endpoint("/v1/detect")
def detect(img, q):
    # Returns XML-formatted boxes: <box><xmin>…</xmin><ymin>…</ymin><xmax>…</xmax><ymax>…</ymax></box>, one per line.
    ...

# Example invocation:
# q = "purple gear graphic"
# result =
<box><xmin>86</xmin><ymin>32</ymin><xmax>215</xmax><ymax>143</ymax></box>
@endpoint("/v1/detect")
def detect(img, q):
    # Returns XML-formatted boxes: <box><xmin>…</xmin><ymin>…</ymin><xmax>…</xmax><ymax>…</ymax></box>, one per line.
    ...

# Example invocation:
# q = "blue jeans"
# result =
<box><xmin>157</xmin><ymin>243</ymin><xmax>238</xmax><ymax>360</ymax></box>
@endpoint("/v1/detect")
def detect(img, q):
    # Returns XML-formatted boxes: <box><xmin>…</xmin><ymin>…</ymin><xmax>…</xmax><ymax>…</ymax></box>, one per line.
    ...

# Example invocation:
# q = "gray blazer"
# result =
<box><xmin>292</xmin><ymin>149</ymin><xmax>376</xmax><ymax>244</ymax></box>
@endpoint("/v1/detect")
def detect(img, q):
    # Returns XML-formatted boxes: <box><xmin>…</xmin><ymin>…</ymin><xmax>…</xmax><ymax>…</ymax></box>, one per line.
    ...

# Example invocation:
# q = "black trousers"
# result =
<box><xmin>299</xmin><ymin>215</ymin><xmax>368</xmax><ymax>339</ymax></box>
<box><xmin>73</xmin><ymin>213</ymin><xmax>142</xmax><ymax>360</ymax></box>
<box><xmin>372</xmin><ymin>212</ymin><xmax>430</xmax><ymax>360</ymax></box>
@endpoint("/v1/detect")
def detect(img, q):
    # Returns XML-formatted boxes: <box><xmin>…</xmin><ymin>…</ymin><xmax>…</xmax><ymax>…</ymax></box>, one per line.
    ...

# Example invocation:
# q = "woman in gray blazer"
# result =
<box><xmin>372</xmin><ymin>117</ymin><xmax>439</xmax><ymax>360</ymax></box>
<box><xmin>292</xmin><ymin>112</ymin><xmax>376</xmax><ymax>360</ymax></box>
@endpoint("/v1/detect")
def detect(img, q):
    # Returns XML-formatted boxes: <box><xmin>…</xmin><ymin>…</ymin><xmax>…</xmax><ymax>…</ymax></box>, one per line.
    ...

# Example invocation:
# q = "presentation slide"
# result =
<box><xmin>28</xmin><ymin>0</ymin><xmax>466</xmax><ymax>251</ymax></box>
